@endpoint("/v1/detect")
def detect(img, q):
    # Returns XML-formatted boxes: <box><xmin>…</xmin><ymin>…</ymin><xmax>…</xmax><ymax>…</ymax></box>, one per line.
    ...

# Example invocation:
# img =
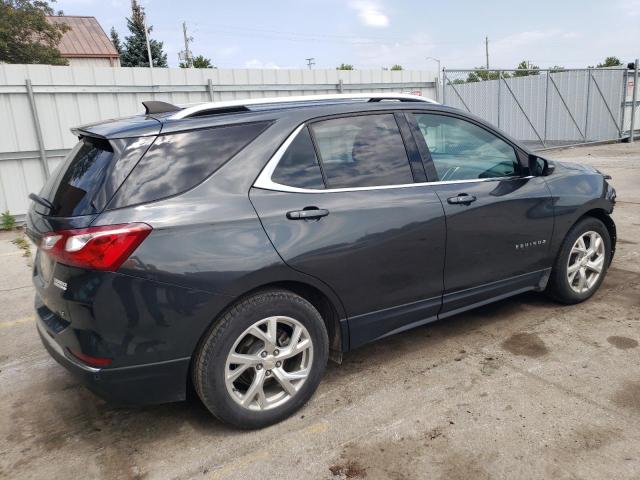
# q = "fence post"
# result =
<box><xmin>337</xmin><ymin>79</ymin><xmax>344</xmax><ymax>93</ymax></box>
<box><xmin>25</xmin><ymin>79</ymin><xmax>50</xmax><ymax>179</ymax></box>
<box><xmin>584</xmin><ymin>68</ymin><xmax>591</xmax><ymax>142</ymax></box>
<box><xmin>433</xmin><ymin>76</ymin><xmax>439</xmax><ymax>102</ymax></box>
<box><xmin>442</xmin><ymin>69</ymin><xmax>446</xmax><ymax>105</ymax></box>
<box><xmin>207</xmin><ymin>78</ymin><xmax>215</xmax><ymax>101</ymax></box>
<box><xmin>631</xmin><ymin>59</ymin><xmax>639</xmax><ymax>143</ymax></box>
<box><xmin>497</xmin><ymin>71</ymin><xmax>501</xmax><ymax>128</ymax></box>
<box><xmin>620</xmin><ymin>69</ymin><xmax>628</xmax><ymax>138</ymax></box>
<box><xmin>543</xmin><ymin>70</ymin><xmax>550</xmax><ymax>147</ymax></box>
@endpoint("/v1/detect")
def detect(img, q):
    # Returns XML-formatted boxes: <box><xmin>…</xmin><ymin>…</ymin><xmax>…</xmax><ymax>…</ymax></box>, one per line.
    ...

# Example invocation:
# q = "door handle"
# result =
<box><xmin>447</xmin><ymin>194</ymin><xmax>477</xmax><ymax>205</ymax></box>
<box><xmin>286</xmin><ymin>208</ymin><xmax>330</xmax><ymax>220</ymax></box>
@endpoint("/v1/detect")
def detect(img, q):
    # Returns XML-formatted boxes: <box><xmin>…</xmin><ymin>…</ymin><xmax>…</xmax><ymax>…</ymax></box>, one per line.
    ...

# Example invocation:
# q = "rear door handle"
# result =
<box><xmin>447</xmin><ymin>194</ymin><xmax>477</xmax><ymax>205</ymax></box>
<box><xmin>286</xmin><ymin>208</ymin><xmax>330</xmax><ymax>220</ymax></box>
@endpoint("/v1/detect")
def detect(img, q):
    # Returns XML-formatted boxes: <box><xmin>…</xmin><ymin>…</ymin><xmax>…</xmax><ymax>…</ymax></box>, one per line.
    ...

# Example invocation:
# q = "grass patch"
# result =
<box><xmin>12</xmin><ymin>237</ymin><xmax>31</xmax><ymax>258</ymax></box>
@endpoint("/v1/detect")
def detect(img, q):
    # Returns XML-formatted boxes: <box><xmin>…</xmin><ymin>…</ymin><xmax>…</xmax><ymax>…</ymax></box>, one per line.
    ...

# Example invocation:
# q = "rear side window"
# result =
<box><xmin>108</xmin><ymin>121</ymin><xmax>270</xmax><ymax>209</ymax></box>
<box><xmin>40</xmin><ymin>137</ymin><xmax>116</xmax><ymax>217</ymax></box>
<box><xmin>310</xmin><ymin>114</ymin><xmax>413</xmax><ymax>188</ymax></box>
<box><xmin>271</xmin><ymin>127</ymin><xmax>325</xmax><ymax>189</ymax></box>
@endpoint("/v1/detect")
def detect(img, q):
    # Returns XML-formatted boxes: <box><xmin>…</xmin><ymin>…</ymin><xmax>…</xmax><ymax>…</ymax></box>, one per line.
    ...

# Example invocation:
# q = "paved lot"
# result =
<box><xmin>1</xmin><ymin>142</ymin><xmax>639</xmax><ymax>480</ymax></box>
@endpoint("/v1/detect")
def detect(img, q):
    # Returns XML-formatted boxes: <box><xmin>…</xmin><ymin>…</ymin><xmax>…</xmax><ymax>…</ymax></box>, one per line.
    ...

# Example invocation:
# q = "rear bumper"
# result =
<box><xmin>37</xmin><ymin>319</ymin><xmax>190</xmax><ymax>405</ymax></box>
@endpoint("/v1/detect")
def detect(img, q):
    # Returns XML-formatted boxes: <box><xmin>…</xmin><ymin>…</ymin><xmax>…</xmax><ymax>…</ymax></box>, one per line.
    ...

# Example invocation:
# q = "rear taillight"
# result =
<box><xmin>68</xmin><ymin>348</ymin><xmax>113</xmax><ymax>367</ymax></box>
<box><xmin>40</xmin><ymin>223</ymin><xmax>152</xmax><ymax>271</ymax></box>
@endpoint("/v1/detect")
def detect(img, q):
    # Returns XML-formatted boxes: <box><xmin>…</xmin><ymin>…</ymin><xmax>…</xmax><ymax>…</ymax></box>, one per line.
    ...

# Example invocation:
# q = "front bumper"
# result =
<box><xmin>37</xmin><ymin>318</ymin><xmax>190</xmax><ymax>405</ymax></box>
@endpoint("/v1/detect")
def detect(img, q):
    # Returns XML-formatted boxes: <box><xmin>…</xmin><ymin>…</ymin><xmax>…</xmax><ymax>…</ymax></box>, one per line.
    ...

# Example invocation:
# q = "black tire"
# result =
<box><xmin>192</xmin><ymin>289</ymin><xmax>329</xmax><ymax>429</ymax></box>
<box><xmin>546</xmin><ymin>217</ymin><xmax>612</xmax><ymax>304</ymax></box>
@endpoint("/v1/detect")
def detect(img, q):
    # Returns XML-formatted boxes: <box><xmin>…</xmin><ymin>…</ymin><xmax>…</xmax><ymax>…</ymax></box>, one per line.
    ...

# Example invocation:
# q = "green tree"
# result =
<box><xmin>465</xmin><ymin>67</ymin><xmax>507</xmax><ymax>82</ymax></box>
<box><xmin>180</xmin><ymin>54</ymin><xmax>213</xmax><ymax>68</ymax></box>
<box><xmin>390</xmin><ymin>64</ymin><xmax>403</xmax><ymax>71</ymax></box>
<box><xmin>120</xmin><ymin>0</ymin><xmax>167</xmax><ymax>67</ymax></box>
<box><xmin>549</xmin><ymin>65</ymin><xmax>565</xmax><ymax>73</ymax></box>
<box><xmin>596</xmin><ymin>56</ymin><xmax>622</xmax><ymax>68</ymax></box>
<box><xmin>336</xmin><ymin>63</ymin><xmax>354</xmax><ymax>70</ymax></box>
<box><xmin>513</xmin><ymin>60</ymin><xmax>540</xmax><ymax>77</ymax></box>
<box><xmin>0</xmin><ymin>0</ymin><xmax>69</xmax><ymax>65</ymax></box>
<box><xmin>109</xmin><ymin>27</ymin><xmax>122</xmax><ymax>56</ymax></box>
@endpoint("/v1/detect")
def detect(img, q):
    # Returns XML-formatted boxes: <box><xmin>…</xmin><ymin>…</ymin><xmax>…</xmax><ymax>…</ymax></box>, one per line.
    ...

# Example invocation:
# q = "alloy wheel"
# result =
<box><xmin>225</xmin><ymin>316</ymin><xmax>313</xmax><ymax>411</ymax></box>
<box><xmin>567</xmin><ymin>230</ymin><xmax>605</xmax><ymax>294</ymax></box>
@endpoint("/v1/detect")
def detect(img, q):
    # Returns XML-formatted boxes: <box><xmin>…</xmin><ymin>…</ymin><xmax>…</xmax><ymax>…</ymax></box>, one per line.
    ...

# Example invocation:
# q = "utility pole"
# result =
<box><xmin>485</xmin><ymin>36</ymin><xmax>489</xmax><ymax>71</ymax></box>
<box><xmin>180</xmin><ymin>21</ymin><xmax>194</xmax><ymax>68</ymax></box>
<box><xmin>305</xmin><ymin>57</ymin><xmax>315</xmax><ymax>70</ymax></box>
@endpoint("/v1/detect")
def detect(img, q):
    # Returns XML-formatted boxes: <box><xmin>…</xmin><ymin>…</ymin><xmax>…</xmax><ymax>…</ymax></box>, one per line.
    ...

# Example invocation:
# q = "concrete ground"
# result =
<box><xmin>1</xmin><ymin>142</ymin><xmax>639</xmax><ymax>480</ymax></box>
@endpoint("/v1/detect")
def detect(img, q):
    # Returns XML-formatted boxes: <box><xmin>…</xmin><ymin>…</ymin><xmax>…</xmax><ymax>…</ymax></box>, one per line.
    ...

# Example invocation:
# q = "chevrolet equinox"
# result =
<box><xmin>26</xmin><ymin>93</ymin><xmax>617</xmax><ymax>428</ymax></box>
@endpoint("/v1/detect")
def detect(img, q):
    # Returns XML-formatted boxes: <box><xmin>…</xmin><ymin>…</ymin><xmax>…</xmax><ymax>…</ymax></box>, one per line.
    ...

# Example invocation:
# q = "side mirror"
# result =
<box><xmin>528</xmin><ymin>155</ymin><xmax>554</xmax><ymax>176</ymax></box>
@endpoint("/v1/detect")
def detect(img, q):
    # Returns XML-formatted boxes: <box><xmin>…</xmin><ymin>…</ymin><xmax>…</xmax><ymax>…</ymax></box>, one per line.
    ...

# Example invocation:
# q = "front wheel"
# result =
<box><xmin>192</xmin><ymin>289</ymin><xmax>329</xmax><ymax>429</ymax></box>
<box><xmin>546</xmin><ymin>217</ymin><xmax>612</xmax><ymax>304</ymax></box>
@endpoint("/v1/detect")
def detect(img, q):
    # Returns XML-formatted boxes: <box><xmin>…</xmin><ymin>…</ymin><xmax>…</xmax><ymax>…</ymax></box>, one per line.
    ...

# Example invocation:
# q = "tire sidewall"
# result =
<box><xmin>198</xmin><ymin>291</ymin><xmax>328</xmax><ymax>429</ymax></box>
<box><xmin>552</xmin><ymin>217</ymin><xmax>611</xmax><ymax>303</ymax></box>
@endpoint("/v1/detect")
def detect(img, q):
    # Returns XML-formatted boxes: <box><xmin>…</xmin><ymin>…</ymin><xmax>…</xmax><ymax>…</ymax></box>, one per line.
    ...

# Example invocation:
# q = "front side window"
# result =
<box><xmin>271</xmin><ymin>127</ymin><xmax>325</xmax><ymax>189</ymax></box>
<box><xmin>310</xmin><ymin>114</ymin><xmax>414</xmax><ymax>188</ymax></box>
<box><xmin>413</xmin><ymin>114</ymin><xmax>520</xmax><ymax>181</ymax></box>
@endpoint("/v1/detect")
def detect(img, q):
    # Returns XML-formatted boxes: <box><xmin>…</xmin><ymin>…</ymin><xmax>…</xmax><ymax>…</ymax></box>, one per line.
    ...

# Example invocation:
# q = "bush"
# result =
<box><xmin>1</xmin><ymin>210</ymin><xmax>16</xmax><ymax>230</ymax></box>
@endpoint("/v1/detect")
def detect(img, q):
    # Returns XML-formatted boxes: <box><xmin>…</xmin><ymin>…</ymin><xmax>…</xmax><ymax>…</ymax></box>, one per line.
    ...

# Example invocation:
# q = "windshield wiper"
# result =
<box><xmin>28</xmin><ymin>193</ymin><xmax>55</xmax><ymax>213</ymax></box>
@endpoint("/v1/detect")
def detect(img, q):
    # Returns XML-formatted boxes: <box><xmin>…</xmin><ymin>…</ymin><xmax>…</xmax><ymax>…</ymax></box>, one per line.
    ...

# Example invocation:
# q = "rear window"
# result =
<box><xmin>38</xmin><ymin>136</ymin><xmax>154</xmax><ymax>217</ymax></box>
<box><xmin>39</xmin><ymin>137</ymin><xmax>112</xmax><ymax>217</ymax></box>
<box><xmin>108</xmin><ymin>121</ymin><xmax>270</xmax><ymax>209</ymax></box>
<box><xmin>310</xmin><ymin>114</ymin><xmax>414</xmax><ymax>188</ymax></box>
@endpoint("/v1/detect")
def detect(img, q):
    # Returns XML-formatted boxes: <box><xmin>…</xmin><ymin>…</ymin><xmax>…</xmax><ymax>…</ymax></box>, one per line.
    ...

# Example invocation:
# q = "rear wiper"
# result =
<box><xmin>28</xmin><ymin>193</ymin><xmax>55</xmax><ymax>213</ymax></box>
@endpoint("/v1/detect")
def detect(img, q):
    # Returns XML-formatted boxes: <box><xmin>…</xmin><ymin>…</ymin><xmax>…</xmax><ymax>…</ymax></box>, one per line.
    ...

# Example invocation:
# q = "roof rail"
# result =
<box><xmin>168</xmin><ymin>93</ymin><xmax>437</xmax><ymax>120</ymax></box>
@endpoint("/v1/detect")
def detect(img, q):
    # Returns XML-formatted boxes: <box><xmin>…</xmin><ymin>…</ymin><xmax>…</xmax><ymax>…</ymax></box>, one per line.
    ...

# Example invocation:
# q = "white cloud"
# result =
<box><xmin>349</xmin><ymin>1</ymin><xmax>389</xmax><ymax>27</ymax></box>
<box><xmin>243</xmin><ymin>59</ymin><xmax>281</xmax><ymax>69</ymax></box>
<box><xmin>215</xmin><ymin>46</ymin><xmax>240</xmax><ymax>58</ymax></box>
<box><xmin>346</xmin><ymin>33</ymin><xmax>438</xmax><ymax>71</ymax></box>
<box><xmin>618</xmin><ymin>0</ymin><xmax>640</xmax><ymax>15</ymax></box>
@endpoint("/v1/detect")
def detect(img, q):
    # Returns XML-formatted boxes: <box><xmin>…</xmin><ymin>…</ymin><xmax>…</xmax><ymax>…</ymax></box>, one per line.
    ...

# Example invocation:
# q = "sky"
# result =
<box><xmin>52</xmin><ymin>0</ymin><xmax>640</xmax><ymax>70</ymax></box>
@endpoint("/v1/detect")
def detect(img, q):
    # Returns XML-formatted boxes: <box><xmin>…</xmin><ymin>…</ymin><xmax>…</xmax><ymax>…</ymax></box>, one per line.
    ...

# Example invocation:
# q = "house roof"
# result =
<box><xmin>46</xmin><ymin>16</ymin><xmax>119</xmax><ymax>59</ymax></box>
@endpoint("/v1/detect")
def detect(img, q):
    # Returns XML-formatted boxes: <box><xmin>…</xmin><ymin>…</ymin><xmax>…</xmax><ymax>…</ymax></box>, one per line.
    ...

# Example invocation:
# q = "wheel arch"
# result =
<box><xmin>576</xmin><ymin>208</ymin><xmax>617</xmax><ymax>262</ymax></box>
<box><xmin>192</xmin><ymin>279</ymin><xmax>348</xmax><ymax>368</ymax></box>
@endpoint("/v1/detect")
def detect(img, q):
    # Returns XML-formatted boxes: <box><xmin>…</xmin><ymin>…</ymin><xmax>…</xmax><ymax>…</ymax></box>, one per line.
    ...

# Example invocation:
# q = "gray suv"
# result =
<box><xmin>26</xmin><ymin>94</ymin><xmax>616</xmax><ymax>428</ymax></box>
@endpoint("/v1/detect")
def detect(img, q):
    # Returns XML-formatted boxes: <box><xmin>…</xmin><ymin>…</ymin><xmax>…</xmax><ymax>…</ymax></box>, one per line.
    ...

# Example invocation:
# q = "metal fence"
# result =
<box><xmin>442</xmin><ymin>66</ymin><xmax>639</xmax><ymax>150</ymax></box>
<box><xmin>0</xmin><ymin>64</ymin><xmax>437</xmax><ymax>218</ymax></box>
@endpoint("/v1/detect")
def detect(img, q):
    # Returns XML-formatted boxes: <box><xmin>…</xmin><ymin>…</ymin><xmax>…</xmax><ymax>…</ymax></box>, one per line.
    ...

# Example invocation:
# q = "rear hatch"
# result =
<box><xmin>26</xmin><ymin>116</ymin><xmax>160</xmax><ymax>293</ymax></box>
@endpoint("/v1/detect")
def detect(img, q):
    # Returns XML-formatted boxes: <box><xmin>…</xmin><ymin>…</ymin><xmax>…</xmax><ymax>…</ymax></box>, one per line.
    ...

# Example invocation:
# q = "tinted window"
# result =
<box><xmin>414</xmin><ymin>114</ymin><xmax>519</xmax><ymax>181</ymax></box>
<box><xmin>42</xmin><ymin>137</ymin><xmax>114</xmax><ymax>217</ymax></box>
<box><xmin>108</xmin><ymin>121</ymin><xmax>270</xmax><ymax>209</ymax></box>
<box><xmin>271</xmin><ymin>127</ymin><xmax>324</xmax><ymax>189</ymax></box>
<box><xmin>38</xmin><ymin>137</ymin><xmax>156</xmax><ymax>217</ymax></box>
<box><xmin>310</xmin><ymin>114</ymin><xmax>413</xmax><ymax>188</ymax></box>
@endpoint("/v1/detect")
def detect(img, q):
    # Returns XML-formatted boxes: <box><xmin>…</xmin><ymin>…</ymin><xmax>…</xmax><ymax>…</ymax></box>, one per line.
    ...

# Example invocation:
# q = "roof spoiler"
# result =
<box><xmin>142</xmin><ymin>101</ymin><xmax>181</xmax><ymax>115</ymax></box>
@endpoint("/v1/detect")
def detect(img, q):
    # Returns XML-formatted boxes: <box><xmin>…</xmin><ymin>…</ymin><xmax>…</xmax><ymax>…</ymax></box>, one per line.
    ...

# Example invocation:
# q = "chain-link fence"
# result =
<box><xmin>442</xmin><ymin>67</ymin><xmax>636</xmax><ymax>150</ymax></box>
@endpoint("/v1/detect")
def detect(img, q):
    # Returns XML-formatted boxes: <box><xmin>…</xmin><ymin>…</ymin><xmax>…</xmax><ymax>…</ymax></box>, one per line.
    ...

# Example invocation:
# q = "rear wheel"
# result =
<box><xmin>193</xmin><ymin>289</ymin><xmax>328</xmax><ymax>429</ymax></box>
<box><xmin>546</xmin><ymin>217</ymin><xmax>611</xmax><ymax>304</ymax></box>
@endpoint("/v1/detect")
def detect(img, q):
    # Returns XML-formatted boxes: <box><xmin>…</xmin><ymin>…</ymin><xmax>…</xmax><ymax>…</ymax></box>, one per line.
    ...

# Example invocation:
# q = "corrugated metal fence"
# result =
<box><xmin>0</xmin><ymin>64</ymin><xmax>437</xmax><ymax>217</ymax></box>
<box><xmin>442</xmin><ymin>67</ymin><xmax>639</xmax><ymax>149</ymax></box>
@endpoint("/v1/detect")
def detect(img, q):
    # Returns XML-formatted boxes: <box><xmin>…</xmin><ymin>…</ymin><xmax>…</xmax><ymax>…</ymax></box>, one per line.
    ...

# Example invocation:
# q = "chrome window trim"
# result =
<box><xmin>253</xmin><ymin>123</ymin><xmax>531</xmax><ymax>194</ymax></box>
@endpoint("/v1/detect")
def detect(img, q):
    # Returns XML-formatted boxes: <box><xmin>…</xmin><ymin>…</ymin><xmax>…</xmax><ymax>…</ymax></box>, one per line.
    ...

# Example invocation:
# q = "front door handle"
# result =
<box><xmin>447</xmin><ymin>194</ymin><xmax>477</xmax><ymax>205</ymax></box>
<box><xmin>286</xmin><ymin>208</ymin><xmax>330</xmax><ymax>220</ymax></box>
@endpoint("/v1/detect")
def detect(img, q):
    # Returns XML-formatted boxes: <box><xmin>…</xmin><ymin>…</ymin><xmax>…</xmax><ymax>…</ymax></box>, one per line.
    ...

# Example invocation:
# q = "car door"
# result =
<box><xmin>408</xmin><ymin>112</ymin><xmax>555</xmax><ymax>317</ymax></box>
<box><xmin>250</xmin><ymin>112</ymin><xmax>446</xmax><ymax>349</ymax></box>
